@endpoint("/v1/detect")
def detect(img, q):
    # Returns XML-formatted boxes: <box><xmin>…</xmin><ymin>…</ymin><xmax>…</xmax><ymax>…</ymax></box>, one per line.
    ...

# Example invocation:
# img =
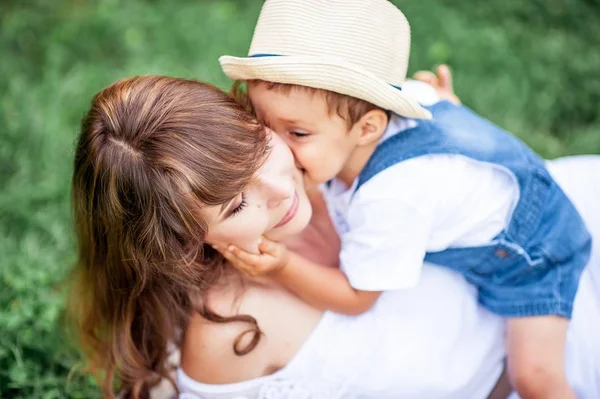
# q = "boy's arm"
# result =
<box><xmin>274</xmin><ymin>251</ymin><xmax>381</xmax><ymax>315</ymax></box>
<box><xmin>216</xmin><ymin>239</ymin><xmax>380</xmax><ymax>316</ymax></box>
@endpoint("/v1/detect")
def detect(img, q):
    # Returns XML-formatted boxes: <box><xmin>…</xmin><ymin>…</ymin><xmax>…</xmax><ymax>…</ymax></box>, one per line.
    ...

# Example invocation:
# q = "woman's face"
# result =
<box><xmin>203</xmin><ymin>130</ymin><xmax>312</xmax><ymax>252</ymax></box>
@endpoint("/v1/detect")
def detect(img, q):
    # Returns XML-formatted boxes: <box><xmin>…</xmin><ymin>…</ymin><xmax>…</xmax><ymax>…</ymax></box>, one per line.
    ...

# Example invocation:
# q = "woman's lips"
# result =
<box><xmin>274</xmin><ymin>191</ymin><xmax>299</xmax><ymax>228</ymax></box>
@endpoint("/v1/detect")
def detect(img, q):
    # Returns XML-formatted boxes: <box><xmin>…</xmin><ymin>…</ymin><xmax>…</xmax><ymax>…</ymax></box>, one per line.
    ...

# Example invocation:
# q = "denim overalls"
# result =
<box><xmin>356</xmin><ymin>101</ymin><xmax>592</xmax><ymax>318</ymax></box>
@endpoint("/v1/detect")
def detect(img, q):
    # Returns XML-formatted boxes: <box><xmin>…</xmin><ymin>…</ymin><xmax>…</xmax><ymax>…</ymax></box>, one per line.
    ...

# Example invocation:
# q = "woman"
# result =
<box><xmin>70</xmin><ymin>75</ymin><xmax>600</xmax><ymax>398</ymax></box>
<box><xmin>70</xmin><ymin>75</ymin><xmax>313</xmax><ymax>398</ymax></box>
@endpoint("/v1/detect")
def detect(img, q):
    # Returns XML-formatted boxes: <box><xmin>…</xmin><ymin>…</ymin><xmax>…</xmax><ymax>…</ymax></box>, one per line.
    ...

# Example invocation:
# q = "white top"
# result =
<box><xmin>324</xmin><ymin>81</ymin><xmax>519</xmax><ymax>291</ymax></box>
<box><xmin>534</xmin><ymin>156</ymin><xmax>600</xmax><ymax>399</ymax></box>
<box><xmin>179</xmin><ymin>266</ymin><xmax>505</xmax><ymax>399</ymax></box>
<box><xmin>177</xmin><ymin>157</ymin><xmax>600</xmax><ymax>397</ymax></box>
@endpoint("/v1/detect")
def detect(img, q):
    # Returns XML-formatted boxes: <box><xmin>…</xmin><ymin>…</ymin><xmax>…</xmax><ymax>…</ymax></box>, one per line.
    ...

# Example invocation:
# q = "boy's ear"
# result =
<box><xmin>356</xmin><ymin>109</ymin><xmax>388</xmax><ymax>146</ymax></box>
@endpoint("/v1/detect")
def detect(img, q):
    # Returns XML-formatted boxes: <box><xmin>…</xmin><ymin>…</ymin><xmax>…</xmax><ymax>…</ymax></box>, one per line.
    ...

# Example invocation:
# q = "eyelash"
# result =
<box><xmin>230</xmin><ymin>194</ymin><xmax>247</xmax><ymax>217</ymax></box>
<box><xmin>290</xmin><ymin>131</ymin><xmax>310</xmax><ymax>138</ymax></box>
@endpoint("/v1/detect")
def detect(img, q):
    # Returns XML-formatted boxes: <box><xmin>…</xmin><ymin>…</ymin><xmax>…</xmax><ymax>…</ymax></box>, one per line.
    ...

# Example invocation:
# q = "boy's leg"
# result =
<box><xmin>507</xmin><ymin>316</ymin><xmax>575</xmax><ymax>399</ymax></box>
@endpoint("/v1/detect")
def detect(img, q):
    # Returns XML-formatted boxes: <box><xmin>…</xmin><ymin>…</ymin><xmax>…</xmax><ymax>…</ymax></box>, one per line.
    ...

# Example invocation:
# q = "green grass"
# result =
<box><xmin>1</xmin><ymin>0</ymin><xmax>599</xmax><ymax>397</ymax></box>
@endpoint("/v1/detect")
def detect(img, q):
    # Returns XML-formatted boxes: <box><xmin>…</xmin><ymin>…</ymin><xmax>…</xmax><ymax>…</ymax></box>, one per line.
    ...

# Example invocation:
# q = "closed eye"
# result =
<box><xmin>290</xmin><ymin>131</ymin><xmax>310</xmax><ymax>138</ymax></box>
<box><xmin>228</xmin><ymin>193</ymin><xmax>248</xmax><ymax>218</ymax></box>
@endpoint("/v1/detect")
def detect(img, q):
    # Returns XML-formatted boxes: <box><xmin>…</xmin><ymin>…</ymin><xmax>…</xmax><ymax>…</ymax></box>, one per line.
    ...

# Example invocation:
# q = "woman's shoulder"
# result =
<box><xmin>180</xmin><ymin>280</ymin><xmax>322</xmax><ymax>385</ymax></box>
<box><xmin>180</xmin><ymin>282</ymin><xmax>274</xmax><ymax>384</ymax></box>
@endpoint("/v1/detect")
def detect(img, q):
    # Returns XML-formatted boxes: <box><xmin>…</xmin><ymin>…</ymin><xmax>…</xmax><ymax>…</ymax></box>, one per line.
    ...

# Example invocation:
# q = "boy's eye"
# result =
<box><xmin>290</xmin><ymin>131</ymin><xmax>310</xmax><ymax>138</ymax></box>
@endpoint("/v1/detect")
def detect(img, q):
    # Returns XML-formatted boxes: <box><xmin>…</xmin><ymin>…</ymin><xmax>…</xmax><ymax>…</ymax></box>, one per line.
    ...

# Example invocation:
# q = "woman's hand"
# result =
<box><xmin>214</xmin><ymin>238</ymin><xmax>290</xmax><ymax>277</ymax></box>
<box><xmin>413</xmin><ymin>64</ymin><xmax>461</xmax><ymax>105</ymax></box>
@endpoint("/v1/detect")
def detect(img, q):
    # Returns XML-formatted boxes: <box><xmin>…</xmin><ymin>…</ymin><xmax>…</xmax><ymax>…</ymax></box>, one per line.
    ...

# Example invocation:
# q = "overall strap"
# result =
<box><xmin>355</xmin><ymin>100</ymin><xmax>551</xmax><ymax>245</ymax></box>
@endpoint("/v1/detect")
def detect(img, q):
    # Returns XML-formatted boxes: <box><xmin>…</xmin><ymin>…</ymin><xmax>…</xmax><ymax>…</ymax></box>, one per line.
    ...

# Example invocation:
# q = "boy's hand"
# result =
<box><xmin>413</xmin><ymin>64</ymin><xmax>461</xmax><ymax>105</ymax></box>
<box><xmin>214</xmin><ymin>237</ymin><xmax>290</xmax><ymax>277</ymax></box>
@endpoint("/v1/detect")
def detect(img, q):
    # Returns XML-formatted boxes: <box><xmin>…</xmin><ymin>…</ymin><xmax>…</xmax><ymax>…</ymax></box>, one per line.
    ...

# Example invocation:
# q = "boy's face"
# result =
<box><xmin>248</xmin><ymin>83</ymin><xmax>361</xmax><ymax>185</ymax></box>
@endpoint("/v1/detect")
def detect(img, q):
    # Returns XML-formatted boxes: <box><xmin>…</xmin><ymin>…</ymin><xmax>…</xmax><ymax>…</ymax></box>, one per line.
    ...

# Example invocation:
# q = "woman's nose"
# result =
<box><xmin>259</xmin><ymin>176</ymin><xmax>292</xmax><ymax>208</ymax></box>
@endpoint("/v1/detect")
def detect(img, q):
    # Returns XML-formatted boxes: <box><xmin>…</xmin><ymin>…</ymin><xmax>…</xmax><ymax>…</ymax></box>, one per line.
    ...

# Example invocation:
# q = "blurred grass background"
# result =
<box><xmin>1</xmin><ymin>0</ymin><xmax>599</xmax><ymax>397</ymax></box>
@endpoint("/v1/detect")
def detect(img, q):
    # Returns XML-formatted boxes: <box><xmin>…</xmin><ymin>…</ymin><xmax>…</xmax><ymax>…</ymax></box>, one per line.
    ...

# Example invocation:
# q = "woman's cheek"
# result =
<box><xmin>214</xmin><ymin>222</ymin><xmax>267</xmax><ymax>254</ymax></box>
<box><xmin>264</xmin><ymin>192</ymin><xmax>313</xmax><ymax>241</ymax></box>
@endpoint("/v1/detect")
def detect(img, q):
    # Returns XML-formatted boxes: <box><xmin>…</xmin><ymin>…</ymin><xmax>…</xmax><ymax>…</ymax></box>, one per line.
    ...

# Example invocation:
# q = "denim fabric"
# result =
<box><xmin>356</xmin><ymin>101</ymin><xmax>592</xmax><ymax>318</ymax></box>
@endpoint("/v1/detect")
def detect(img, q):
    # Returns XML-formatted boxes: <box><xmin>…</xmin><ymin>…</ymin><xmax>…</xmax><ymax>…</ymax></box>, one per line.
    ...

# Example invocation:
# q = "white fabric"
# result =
<box><xmin>532</xmin><ymin>156</ymin><xmax>600</xmax><ymax>399</ymax></box>
<box><xmin>325</xmin><ymin>82</ymin><xmax>519</xmax><ymax>291</ymax></box>
<box><xmin>177</xmin><ymin>156</ymin><xmax>600</xmax><ymax>399</ymax></box>
<box><xmin>401</xmin><ymin>80</ymin><xmax>441</xmax><ymax>106</ymax></box>
<box><xmin>178</xmin><ymin>267</ymin><xmax>505</xmax><ymax>399</ymax></box>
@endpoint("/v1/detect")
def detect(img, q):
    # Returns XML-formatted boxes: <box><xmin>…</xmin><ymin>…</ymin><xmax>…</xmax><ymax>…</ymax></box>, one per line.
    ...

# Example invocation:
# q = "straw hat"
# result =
<box><xmin>219</xmin><ymin>0</ymin><xmax>431</xmax><ymax>119</ymax></box>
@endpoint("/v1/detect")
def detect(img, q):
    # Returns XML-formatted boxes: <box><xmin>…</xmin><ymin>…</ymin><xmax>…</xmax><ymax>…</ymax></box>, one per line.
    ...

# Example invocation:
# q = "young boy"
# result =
<box><xmin>217</xmin><ymin>1</ymin><xmax>591</xmax><ymax>397</ymax></box>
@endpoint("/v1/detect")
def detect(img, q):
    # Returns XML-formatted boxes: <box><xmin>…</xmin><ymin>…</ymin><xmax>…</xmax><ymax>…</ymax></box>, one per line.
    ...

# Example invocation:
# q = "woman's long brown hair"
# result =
<box><xmin>69</xmin><ymin>76</ymin><xmax>268</xmax><ymax>398</ymax></box>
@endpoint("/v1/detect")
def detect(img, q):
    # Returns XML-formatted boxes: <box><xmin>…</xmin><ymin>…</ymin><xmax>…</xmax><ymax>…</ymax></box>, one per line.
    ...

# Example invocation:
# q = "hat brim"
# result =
<box><xmin>219</xmin><ymin>54</ymin><xmax>432</xmax><ymax>120</ymax></box>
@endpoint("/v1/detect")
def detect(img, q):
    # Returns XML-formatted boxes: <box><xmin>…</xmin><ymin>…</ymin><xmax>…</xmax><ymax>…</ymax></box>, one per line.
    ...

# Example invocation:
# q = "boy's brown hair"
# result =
<box><xmin>234</xmin><ymin>80</ymin><xmax>385</xmax><ymax>129</ymax></box>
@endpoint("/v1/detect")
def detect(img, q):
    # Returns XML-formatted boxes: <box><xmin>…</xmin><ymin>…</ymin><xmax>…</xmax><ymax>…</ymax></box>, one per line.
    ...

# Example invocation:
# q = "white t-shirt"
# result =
<box><xmin>322</xmin><ymin>81</ymin><xmax>520</xmax><ymax>291</ymax></box>
<box><xmin>179</xmin><ymin>266</ymin><xmax>506</xmax><ymax>399</ymax></box>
